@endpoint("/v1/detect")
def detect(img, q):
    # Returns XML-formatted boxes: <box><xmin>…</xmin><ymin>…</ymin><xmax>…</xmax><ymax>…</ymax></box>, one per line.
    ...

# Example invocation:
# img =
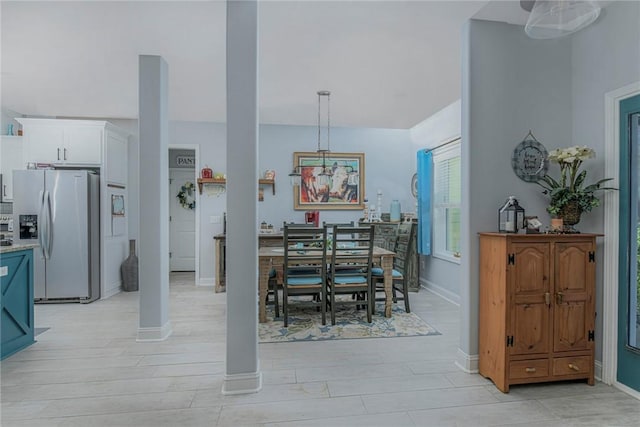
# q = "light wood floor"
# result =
<box><xmin>1</xmin><ymin>272</ymin><xmax>638</xmax><ymax>426</ymax></box>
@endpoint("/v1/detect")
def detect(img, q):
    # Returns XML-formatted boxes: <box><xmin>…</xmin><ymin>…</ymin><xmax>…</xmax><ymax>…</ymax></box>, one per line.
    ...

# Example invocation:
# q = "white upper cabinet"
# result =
<box><xmin>0</xmin><ymin>136</ymin><xmax>25</xmax><ymax>201</ymax></box>
<box><xmin>18</xmin><ymin>118</ymin><xmax>110</xmax><ymax>166</ymax></box>
<box><xmin>105</xmin><ymin>129</ymin><xmax>128</xmax><ymax>185</ymax></box>
<box><xmin>23</xmin><ymin>124</ymin><xmax>64</xmax><ymax>164</ymax></box>
<box><xmin>17</xmin><ymin>118</ymin><xmax>129</xmax><ymax>184</ymax></box>
<box><xmin>65</xmin><ymin>126</ymin><xmax>103</xmax><ymax>164</ymax></box>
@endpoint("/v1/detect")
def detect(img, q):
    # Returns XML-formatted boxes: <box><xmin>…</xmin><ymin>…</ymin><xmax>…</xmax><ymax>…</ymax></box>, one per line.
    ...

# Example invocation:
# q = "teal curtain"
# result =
<box><xmin>417</xmin><ymin>150</ymin><xmax>432</xmax><ymax>255</ymax></box>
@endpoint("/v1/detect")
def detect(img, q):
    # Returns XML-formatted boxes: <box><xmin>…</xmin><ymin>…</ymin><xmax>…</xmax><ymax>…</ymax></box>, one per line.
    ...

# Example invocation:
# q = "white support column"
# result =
<box><xmin>137</xmin><ymin>55</ymin><xmax>172</xmax><ymax>342</ymax></box>
<box><xmin>222</xmin><ymin>0</ymin><xmax>261</xmax><ymax>395</ymax></box>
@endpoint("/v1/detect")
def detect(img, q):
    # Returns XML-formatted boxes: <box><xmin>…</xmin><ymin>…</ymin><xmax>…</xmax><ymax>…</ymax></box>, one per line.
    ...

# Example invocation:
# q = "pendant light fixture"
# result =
<box><xmin>521</xmin><ymin>0</ymin><xmax>601</xmax><ymax>39</ymax></box>
<box><xmin>289</xmin><ymin>90</ymin><xmax>333</xmax><ymax>186</ymax></box>
<box><xmin>315</xmin><ymin>90</ymin><xmax>333</xmax><ymax>187</ymax></box>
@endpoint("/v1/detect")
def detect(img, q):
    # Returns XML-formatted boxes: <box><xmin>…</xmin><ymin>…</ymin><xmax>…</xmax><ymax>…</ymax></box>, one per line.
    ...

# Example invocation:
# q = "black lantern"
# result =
<box><xmin>498</xmin><ymin>196</ymin><xmax>525</xmax><ymax>233</ymax></box>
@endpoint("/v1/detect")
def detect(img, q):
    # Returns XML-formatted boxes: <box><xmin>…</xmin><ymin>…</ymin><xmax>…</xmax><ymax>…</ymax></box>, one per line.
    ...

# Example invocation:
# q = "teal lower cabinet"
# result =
<box><xmin>1</xmin><ymin>249</ymin><xmax>35</xmax><ymax>360</ymax></box>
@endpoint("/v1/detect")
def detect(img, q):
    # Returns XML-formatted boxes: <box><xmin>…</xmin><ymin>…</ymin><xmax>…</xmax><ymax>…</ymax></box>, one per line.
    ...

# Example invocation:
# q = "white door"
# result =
<box><xmin>170</xmin><ymin>169</ymin><xmax>196</xmax><ymax>271</ymax></box>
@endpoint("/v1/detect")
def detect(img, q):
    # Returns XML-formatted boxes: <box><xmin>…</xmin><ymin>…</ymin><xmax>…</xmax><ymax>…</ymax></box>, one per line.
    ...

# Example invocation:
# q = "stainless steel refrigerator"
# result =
<box><xmin>13</xmin><ymin>169</ymin><xmax>100</xmax><ymax>303</ymax></box>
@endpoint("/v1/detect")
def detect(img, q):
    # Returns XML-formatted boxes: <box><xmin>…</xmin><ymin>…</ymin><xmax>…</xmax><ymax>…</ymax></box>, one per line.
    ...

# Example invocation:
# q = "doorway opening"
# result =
<box><xmin>168</xmin><ymin>147</ymin><xmax>199</xmax><ymax>278</ymax></box>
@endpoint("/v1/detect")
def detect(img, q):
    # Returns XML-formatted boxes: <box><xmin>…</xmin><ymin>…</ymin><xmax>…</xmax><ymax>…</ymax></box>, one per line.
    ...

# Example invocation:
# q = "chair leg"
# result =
<box><xmin>366</xmin><ymin>287</ymin><xmax>372</xmax><ymax>323</ymax></box>
<box><xmin>330</xmin><ymin>285</ymin><xmax>336</xmax><ymax>326</ymax></box>
<box><xmin>403</xmin><ymin>282</ymin><xmax>410</xmax><ymax>313</ymax></box>
<box><xmin>321</xmin><ymin>290</ymin><xmax>326</xmax><ymax>325</ymax></box>
<box><xmin>274</xmin><ymin>284</ymin><xmax>280</xmax><ymax>318</ymax></box>
<box><xmin>283</xmin><ymin>287</ymin><xmax>288</xmax><ymax>327</ymax></box>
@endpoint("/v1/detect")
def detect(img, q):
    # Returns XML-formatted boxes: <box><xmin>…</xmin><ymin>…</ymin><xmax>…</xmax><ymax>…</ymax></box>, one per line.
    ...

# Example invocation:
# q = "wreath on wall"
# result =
<box><xmin>177</xmin><ymin>181</ymin><xmax>196</xmax><ymax>210</ymax></box>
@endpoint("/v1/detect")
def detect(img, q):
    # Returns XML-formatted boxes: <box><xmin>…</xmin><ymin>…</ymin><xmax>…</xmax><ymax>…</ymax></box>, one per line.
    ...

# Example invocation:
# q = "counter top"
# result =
<box><xmin>0</xmin><ymin>243</ymin><xmax>39</xmax><ymax>254</ymax></box>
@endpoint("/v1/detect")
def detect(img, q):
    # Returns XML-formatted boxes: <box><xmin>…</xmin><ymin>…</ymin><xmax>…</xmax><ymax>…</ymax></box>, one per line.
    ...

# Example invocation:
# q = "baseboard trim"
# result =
<box><xmin>595</xmin><ymin>359</ymin><xmax>603</xmax><ymax>382</ymax></box>
<box><xmin>102</xmin><ymin>282</ymin><xmax>122</xmax><ymax>300</ymax></box>
<box><xmin>420</xmin><ymin>278</ymin><xmax>460</xmax><ymax>306</ymax></box>
<box><xmin>136</xmin><ymin>320</ymin><xmax>172</xmax><ymax>342</ymax></box>
<box><xmin>222</xmin><ymin>370</ymin><xmax>262</xmax><ymax>395</ymax></box>
<box><xmin>455</xmin><ymin>348</ymin><xmax>479</xmax><ymax>373</ymax></box>
<box><xmin>198</xmin><ymin>277</ymin><xmax>215</xmax><ymax>287</ymax></box>
<box><xmin>613</xmin><ymin>381</ymin><xmax>640</xmax><ymax>400</ymax></box>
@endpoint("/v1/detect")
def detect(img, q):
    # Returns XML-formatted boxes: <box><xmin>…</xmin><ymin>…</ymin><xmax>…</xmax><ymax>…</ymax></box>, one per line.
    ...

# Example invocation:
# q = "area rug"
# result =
<box><xmin>259</xmin><ymin>302</ymin><xmax>440</xmax><ymax>343</ymax></box>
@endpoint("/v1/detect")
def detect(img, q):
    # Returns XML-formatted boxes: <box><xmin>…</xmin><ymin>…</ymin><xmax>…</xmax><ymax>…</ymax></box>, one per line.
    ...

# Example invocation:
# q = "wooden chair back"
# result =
<box><xmin>328</xmin><ymin>225</ymin><xmax>375</xmax><ymax>283</ymax></box>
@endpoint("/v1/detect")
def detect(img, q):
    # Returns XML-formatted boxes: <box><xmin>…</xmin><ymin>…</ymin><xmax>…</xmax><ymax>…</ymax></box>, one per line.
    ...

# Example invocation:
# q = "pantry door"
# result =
<box><xmin>169</xmin><ymin>169</ymin><xmax>196</xmax><ymax>271</ymax></box>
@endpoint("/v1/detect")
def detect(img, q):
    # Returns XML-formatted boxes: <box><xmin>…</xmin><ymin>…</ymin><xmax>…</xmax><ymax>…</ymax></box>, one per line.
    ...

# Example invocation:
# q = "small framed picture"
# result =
<box><xmin>111</xmin><ymin>194</ymin><xmax>125</xmax><ymax>216</ymax></box>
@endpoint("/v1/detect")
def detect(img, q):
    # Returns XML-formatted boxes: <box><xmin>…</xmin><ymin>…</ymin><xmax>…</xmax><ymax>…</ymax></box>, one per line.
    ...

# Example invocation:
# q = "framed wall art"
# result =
<box><xmin>293</xmin><ymin>151</ymin><xmax>365</xmax><ymax>210</ymax></box>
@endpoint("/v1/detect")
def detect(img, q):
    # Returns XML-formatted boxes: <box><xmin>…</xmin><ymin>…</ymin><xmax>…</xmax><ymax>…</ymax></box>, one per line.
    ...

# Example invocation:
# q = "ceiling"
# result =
<box><xmin>0</xmin><ymin>1</ymin><xmax>530</xmax><ymax>129</ymax></box>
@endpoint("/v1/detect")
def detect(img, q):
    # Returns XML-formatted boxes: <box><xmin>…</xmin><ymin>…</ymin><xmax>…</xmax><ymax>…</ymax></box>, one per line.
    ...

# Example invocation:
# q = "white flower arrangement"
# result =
<box><xmin>537</xmin><ymin>146</ymin><xmax>614</xmax><ymax>216</ymax></box>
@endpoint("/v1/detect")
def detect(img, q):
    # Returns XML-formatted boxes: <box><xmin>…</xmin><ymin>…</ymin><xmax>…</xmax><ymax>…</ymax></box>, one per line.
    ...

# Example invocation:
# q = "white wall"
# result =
<box><xmin>461</xmin><ymin>19</ymin><xmax>573</xmax><ymax>361</ymax></box>
<box><xmin>410</xmin><ymin>100</ymin><xmax>461</xmax><ymax>302</ymax></box>
<box><xmin>258</xmin><ymin>124</ymin><xmax>414</xmax><ymax>226</ymax></box>
<box><xmin>569</xmin><ymin>0</ymin><xmax>640</xmax><ymax>363</ymax></box>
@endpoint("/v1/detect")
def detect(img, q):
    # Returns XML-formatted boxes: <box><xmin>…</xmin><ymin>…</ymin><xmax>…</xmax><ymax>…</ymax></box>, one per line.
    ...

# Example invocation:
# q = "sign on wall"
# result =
<box><xmin>175</xmin><ymin>155</ymin><xmax>196</xmax><ymax>167</ymax></box>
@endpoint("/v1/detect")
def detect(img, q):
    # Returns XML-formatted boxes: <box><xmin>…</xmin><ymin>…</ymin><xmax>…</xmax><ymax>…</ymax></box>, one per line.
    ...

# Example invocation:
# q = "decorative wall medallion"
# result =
<box><xmin>511</xmin><ymin>131</ymin><xmax>548</xmax><ymax>182</ymax></box>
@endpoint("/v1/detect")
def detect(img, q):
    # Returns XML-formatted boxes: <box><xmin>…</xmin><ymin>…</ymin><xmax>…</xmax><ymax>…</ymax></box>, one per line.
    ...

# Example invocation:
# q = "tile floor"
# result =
<box><xmin>1</xmin><ymin>272</ymin><xmax>638</xmax><ymax>426</ymax></box>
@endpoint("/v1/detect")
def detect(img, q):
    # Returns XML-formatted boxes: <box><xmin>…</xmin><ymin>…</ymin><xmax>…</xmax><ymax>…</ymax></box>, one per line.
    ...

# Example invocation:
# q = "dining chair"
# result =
<box><xmin>371</xmin><ymin>222</ymin><xmax>414</xmax><ymax>313</ymax></box>
<box><xmin>326</xmin><ymin>224</ymin><xmax>375</xmax><ymax>325</ymax></box>
<box><xmin>282</xmin><ymin>224</ymin><xmax>328</xmax><ymax>327</ymax></box>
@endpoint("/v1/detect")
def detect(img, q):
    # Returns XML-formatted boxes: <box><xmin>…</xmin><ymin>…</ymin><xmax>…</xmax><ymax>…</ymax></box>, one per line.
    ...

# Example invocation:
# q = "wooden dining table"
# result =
<box><xmin>258</xmin><ymin>246</ymin><xmax>396</xmax><ymax>323</ymax></box>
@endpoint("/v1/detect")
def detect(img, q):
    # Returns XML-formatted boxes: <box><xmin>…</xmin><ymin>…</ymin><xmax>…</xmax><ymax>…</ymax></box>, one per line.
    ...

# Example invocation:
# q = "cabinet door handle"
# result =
<box><xmin>568</xmin><ymin>363</ymin><xmax>580</xmax><ymax>371</ymax></box>
<box><xmin>525</xmin><ymin>367</ymin><xmax>537</xmax><ymax>373</ymax></box>
<box><xmin>63</xmin><ymin>148</ymin><xmax>67</xmax><ymax>160</ymax></box>
<box><xmin>556</xmin><ymin>292</ymin><xmax>564</xmax><ymax>305</ymax></box>
<box><xmin>545</xmin><ymin>292</ymin><xmax>551</xmax><ymax>307</ymax></box>
<box><xmin>3</xmin><ymin>184</ymin><xmax>6</xmax><ymax>197</ymax></box>
<box><xmin>57</xmin><ymin>147</ymin><xmax>61</xmax><ymax>160</ymax></box>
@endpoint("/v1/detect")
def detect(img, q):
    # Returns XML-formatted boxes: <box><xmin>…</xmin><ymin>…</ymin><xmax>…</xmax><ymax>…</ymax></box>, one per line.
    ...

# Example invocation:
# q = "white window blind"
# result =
<box><xmin>433</xmin><ymin>140</ymin><xmax>461</xmax><ymax>261</ymax></box>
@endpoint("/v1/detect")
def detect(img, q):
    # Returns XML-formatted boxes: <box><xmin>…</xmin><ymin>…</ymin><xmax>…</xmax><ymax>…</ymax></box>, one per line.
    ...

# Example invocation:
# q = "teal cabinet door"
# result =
<box><xmin>1</xmin><ymin>249</ymin><xmax>35</xmax><ymax>360</ymax></box>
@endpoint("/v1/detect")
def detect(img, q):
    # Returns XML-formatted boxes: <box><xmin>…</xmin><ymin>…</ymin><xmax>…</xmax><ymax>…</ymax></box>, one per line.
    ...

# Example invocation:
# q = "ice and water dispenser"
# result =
<box><xmin>19</xmin><ymin>215</ymin><xmax>38</xmax><ymax>240</ymax></box>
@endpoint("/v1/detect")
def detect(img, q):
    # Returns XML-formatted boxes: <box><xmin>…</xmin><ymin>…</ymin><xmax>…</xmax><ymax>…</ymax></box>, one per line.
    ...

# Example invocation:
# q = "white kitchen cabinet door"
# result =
<box><xmin>0</xmin><ymin>136</ymin><xmax>24</xmax><ymax>200</ymax></box>
<box><xmin>24</xmin><ymin>126</ymin><xmax>64</xmax><ymax>164</ymax></box>
<box><xmin>64</xmin><ymin>126</ymin><xmax>102</xmax><ymax>164</ymax></box>
<box><xmin>105</xmin><ymin>130</ymin><xmax>128</xmax><ymax>185</ymax></box>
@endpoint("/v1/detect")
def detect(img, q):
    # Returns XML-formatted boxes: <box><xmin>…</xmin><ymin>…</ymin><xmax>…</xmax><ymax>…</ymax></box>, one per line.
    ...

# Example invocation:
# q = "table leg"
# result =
<box><xmin>259</xmin><ymin>257</ymin><xmax>271</xmax><ymax>323</ymax></box>
<box><xmin>215</xmin><ymin>239</ymin><xmax>225</xmax><ymax>293</ymax></box>
<box><xmin>381</xmin><ymin>255</ymin><xmax>393</xmax><ymax>317</ymax></box>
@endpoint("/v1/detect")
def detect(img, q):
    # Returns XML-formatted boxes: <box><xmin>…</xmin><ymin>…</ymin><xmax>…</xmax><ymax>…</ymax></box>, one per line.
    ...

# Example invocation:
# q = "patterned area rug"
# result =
<box><xmin>259</xmin><ymin>301</ymin><xmax>440</xmax><ymax>343</ymax></box>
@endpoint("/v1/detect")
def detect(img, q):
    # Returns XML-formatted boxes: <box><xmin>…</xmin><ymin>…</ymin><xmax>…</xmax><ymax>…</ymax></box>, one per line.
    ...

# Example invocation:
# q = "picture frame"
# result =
<box><xmin>111</xmin><ymin>194</ymin><xmax>125</xmax><ymax>216</ymax></box>
<box><xmin>293</xmin><ymin>151</ymin><xmax>365</xmax><ymax>210</ymax></box>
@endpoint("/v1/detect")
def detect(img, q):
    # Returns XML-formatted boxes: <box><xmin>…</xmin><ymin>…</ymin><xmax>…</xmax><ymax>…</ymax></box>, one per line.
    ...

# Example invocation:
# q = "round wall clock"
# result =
<box><xmin>511</xmin><ymin>133</ymin><xmax>548</xmax><ymax>182</ymax></box>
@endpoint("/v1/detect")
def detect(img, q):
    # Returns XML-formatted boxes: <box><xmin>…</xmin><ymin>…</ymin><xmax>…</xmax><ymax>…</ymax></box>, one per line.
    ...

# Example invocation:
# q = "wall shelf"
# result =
<box><xmin>259</xmin><ymin>179</ymin><xmax>276</xmax><ymax>195</ymax></box>
<box><xmin>197</xmin><ymin>178</ymin><xmax>275</xmax><ymax>195</ymax></box>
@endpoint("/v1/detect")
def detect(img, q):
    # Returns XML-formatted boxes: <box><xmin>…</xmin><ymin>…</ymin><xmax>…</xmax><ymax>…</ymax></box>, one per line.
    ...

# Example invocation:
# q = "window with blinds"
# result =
<box><xmin>433</xmin><ymin>139</ymin><xmax>461</xmax><ymax>261</ymax></box>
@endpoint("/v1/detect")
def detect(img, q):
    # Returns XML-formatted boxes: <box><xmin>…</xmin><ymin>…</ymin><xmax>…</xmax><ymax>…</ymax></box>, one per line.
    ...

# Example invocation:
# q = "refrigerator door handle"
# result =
<box><xmin>38</xmin><ymin>190</ymin><xmax>47</xmax><ymax>258</ymax></box>
<box><xmin>45</xmin><ymin>190</ymin><xmax>53</xmax><ymax>259</ymax></box>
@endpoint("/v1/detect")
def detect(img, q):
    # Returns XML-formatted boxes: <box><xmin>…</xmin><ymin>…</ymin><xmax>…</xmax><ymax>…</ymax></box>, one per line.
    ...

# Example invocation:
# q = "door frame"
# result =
<box><xmin>168</xmin><ymin>144</ymin><xmax>200</xmax><ymax>284</ymax></box>
<box><xmin>603</xmin><ymin>81</ymin><xmax>640</xmax><ymax>399</ymax></box>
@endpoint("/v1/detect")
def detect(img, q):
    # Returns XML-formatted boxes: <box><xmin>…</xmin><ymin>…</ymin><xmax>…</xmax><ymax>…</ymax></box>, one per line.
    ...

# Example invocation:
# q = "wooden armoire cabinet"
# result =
<box><xmin>478</xmin><ymin>233</ymin><xmax>599</xmax><ymax>393</ymax></box>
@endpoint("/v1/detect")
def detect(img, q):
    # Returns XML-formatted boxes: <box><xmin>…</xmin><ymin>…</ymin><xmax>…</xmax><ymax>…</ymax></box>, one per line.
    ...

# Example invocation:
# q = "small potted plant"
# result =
<box><xmin>537</xmin><ymin>145</ymin><xmax>615</xmax><ymax>231</ymax></box>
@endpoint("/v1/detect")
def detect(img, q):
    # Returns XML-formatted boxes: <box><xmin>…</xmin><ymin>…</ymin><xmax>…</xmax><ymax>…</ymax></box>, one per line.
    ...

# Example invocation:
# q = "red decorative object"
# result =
<box><xmin>305</xmin><ymin>210</ymin><xmax>320</xmax><ymax>227</ymax></box>
<box><xmin>201</xmin><ymin>165</ymin><xmax>213</xmax><ymax>179</ymax></box>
